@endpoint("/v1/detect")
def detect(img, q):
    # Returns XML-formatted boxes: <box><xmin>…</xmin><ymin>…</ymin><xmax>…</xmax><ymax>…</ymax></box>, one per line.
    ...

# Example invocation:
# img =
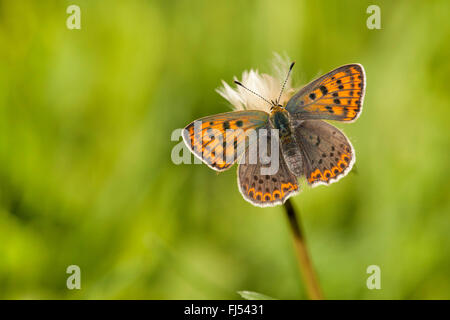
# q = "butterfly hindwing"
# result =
<box><xmin>286</xmin><ymin>64</ymin><xmax>365</xmax><ymax>122</ymax></box>
<box><xmin>183</xmin><ymin>110</ymin><xmax>269</xmax><ymax>171</ymax></box>
<box><xmin>294</xmin><ymin>120</ymin><xmax>354</xmax><ymax>186</ymax></box>
<box><xmin>237</xmin><ymin>129</ymin><xmax>299</xmax><ymax>207</ymax></box>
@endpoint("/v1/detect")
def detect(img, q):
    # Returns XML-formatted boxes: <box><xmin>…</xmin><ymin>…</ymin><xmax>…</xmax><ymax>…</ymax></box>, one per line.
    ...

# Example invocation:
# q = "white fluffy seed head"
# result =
<box><xmin>216</xmin><ymin>53</ymin><xmax>298</xmax><ymax>112</ymax></box>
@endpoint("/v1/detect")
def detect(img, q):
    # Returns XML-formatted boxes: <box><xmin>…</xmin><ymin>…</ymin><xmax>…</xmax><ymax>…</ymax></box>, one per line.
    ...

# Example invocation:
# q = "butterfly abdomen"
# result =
<box><xmin>280</xmin><ymin>137</ymin><xmax>303</xmax><ymax>177</ymax></box>
<box><xmin>269</xmin><ymin>108</ymin><xmax>303</xmax><ymax>177</ymax></box>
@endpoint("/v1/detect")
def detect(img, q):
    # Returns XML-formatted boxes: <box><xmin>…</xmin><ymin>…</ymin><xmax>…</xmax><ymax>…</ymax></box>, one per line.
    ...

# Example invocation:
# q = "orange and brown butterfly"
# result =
<box><xmin>183</xmin><ymin>56</ymin><xmax>365</xmax><ymax>207</ymax></box>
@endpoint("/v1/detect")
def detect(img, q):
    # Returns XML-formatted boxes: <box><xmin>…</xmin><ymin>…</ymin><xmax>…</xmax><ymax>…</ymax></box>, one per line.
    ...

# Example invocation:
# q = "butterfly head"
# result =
<box><xmin>269</xmin><ymin>103</ymin><xmax>285</xmax><ymax>112</ymax></box>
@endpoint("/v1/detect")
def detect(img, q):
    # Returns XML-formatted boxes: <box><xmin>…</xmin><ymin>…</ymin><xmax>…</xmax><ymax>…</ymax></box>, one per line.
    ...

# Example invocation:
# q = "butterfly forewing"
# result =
<box><xmin>286</xmin><ymin>64</ymin><xmax>365</xmax><ymax>122</ymax></box>
<box><xmin>183</xmin><ymin>110</ymin><xmax>269</xmax><ymax>171</ymax></box>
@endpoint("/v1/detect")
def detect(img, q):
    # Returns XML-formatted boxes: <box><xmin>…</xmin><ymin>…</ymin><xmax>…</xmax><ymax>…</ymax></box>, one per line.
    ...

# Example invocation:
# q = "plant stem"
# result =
<box><xmin>283</xmin><ymin>198</ymin><xmax>323</xmax><ymax>300</ymax></box>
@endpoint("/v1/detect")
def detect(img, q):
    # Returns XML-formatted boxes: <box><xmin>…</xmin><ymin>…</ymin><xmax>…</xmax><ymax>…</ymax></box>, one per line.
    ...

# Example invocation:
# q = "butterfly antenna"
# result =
<box><xmin>234</xmin><ymin>80</ymin><xmax>272</xmax><ymax>107</ymax></box>
<box><xmin>276</xmin><ymin>61</ymin><xmax>295</xmax><ymax>105</ymax></box>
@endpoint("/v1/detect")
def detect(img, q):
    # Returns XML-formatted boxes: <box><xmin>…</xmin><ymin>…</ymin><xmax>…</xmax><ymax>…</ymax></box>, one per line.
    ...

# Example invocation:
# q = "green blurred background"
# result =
<box><xmin>0</xmin><ymin>0</ymin><xmax>449</xmax><ymax>299</ymax></box>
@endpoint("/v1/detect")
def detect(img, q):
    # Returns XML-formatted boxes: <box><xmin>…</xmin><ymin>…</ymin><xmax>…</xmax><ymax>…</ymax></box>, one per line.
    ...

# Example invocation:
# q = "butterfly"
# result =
<box><xmin>183</xmin><ymin>63</ymin><xmax>365</xmax><ymax>207</ymax></box>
